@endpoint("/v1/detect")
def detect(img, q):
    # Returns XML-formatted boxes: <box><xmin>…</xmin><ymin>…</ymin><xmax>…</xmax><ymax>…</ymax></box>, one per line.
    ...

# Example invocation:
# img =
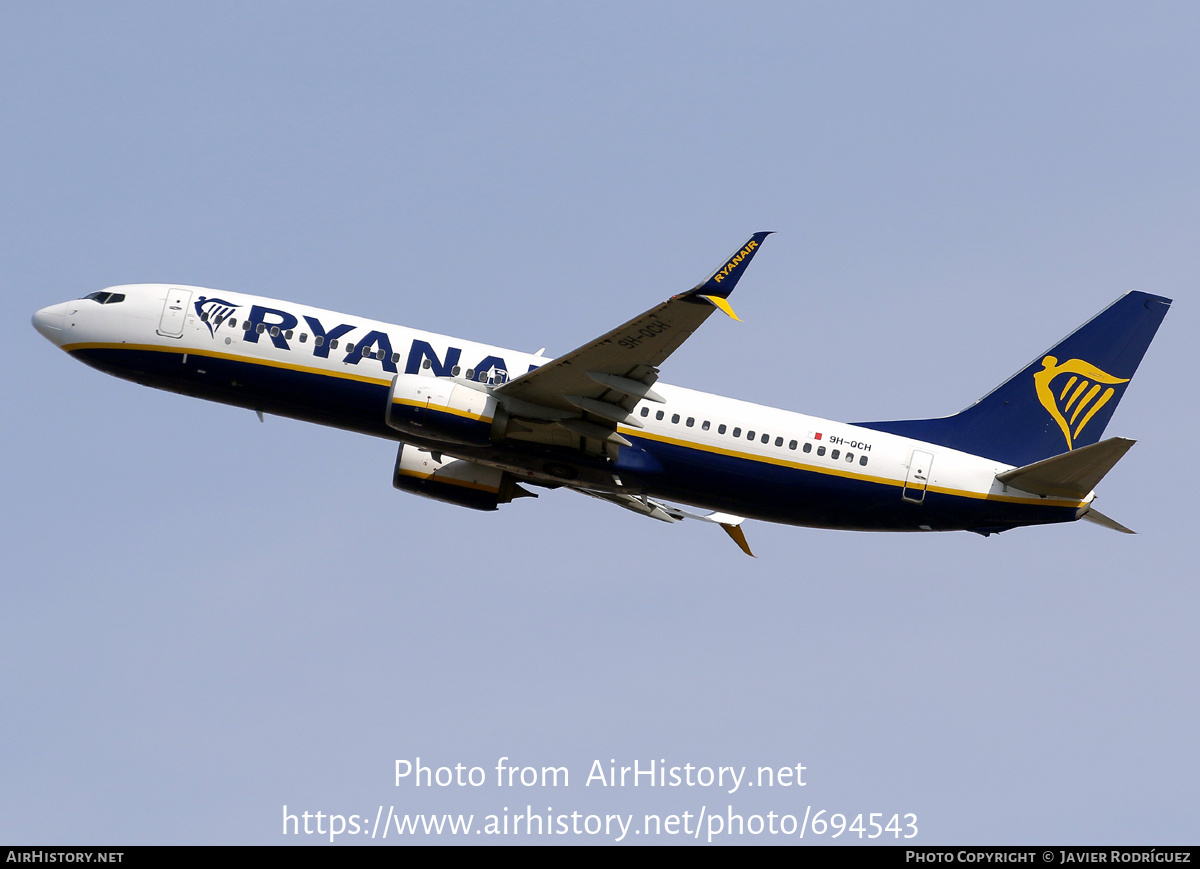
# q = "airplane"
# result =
<box><xmin>32</xmin><ymin>233</ymin><xmax>1171</xmax><ymax>556</ymax></box>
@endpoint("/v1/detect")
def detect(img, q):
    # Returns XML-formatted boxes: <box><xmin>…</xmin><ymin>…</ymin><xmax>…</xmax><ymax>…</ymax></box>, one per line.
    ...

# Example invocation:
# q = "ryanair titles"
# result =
<box><xmin>711</xmin><ymin>238</ymin><xmax>760</xmax><ymax>284</ymax></box>
<box><xmin>195</xmin><ymin>298</ymin><xmax>528</xmax><ymax>383</ymax></box>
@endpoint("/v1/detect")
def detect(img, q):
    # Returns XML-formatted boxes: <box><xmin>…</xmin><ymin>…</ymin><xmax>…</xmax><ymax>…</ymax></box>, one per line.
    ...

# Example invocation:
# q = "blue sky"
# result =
<box><xmin>3</xmin><ymin>2</ymin><xmax>1198</xmax><ymax>844</ymax></box>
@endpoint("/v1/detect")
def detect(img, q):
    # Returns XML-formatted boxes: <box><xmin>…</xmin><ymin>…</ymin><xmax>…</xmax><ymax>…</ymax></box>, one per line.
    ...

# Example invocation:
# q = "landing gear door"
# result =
<box><xmin>903</xmin><ymin>449</ymin><xmax>934</xmax><ymax>503</ymax></box>
<box><xmin>157</xmin><ymin>288</ymin><xmax>192</xmax><ymax>338</ymax></box>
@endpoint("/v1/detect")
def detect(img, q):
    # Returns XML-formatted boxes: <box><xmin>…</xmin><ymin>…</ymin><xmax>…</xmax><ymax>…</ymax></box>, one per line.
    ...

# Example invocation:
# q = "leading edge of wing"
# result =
<box><xmin>495</xmin><ymin>232</ymin><xmax>772</xmax><ymax>415</ymax></box>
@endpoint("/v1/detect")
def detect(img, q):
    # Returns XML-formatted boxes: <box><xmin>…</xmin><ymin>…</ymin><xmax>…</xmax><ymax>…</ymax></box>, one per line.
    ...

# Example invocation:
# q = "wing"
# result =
<box><xmin>494</xmin><ymin>232</ymin><xmax>772</xmax><ymax>444</ymax></box>
<box><xmin>492</xmin><ymin>233</ymin><xmax>772</xmax><ymax>554</ymax></box>
<box><xmin>572</xmin><ymin>488</ymin><xmax>756</xmax><ymax>557</ymax></box>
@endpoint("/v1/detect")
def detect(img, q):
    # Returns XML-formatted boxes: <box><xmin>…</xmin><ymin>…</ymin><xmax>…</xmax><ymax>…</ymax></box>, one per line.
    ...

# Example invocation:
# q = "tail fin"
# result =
<box><xmin>857</xmin><ymin>291</ymin><xmax>1171</xmax><ymax>466</ymax></box>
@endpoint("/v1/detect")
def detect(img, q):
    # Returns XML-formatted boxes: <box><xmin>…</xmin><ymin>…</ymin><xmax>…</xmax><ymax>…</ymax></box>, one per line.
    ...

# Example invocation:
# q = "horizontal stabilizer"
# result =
<box><xmin>996</xmin><ymin>437</ymin><xmax>1135</xmax><ymax>499</ymax></box>
<box><xmin>1081</xmin><ymin>507</ymin><xmax>1135</xmax><ymax>534</ymax></box>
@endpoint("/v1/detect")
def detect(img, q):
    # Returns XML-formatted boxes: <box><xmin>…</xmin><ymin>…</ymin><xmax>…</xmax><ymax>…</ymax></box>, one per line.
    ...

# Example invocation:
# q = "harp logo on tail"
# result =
<box><xmin>1034</xmin><ymin>356</ymin><xmax>1129</xmax><ymax>450</ymax></box>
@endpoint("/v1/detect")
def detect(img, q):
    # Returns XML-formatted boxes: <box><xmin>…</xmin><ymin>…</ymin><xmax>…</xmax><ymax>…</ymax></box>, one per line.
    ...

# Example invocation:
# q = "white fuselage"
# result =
<box><xmin>33</xmin><ymin>283</ymin><xmax>1090</xmax><ymax>534</ymax></box>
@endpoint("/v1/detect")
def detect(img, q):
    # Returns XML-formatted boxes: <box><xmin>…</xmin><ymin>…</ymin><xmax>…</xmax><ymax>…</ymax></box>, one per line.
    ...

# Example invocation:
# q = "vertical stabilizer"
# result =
<box><xmin>857</xmin><ymin>292</ymin><xmax>1171</xmax><ymax>466</ymax></box>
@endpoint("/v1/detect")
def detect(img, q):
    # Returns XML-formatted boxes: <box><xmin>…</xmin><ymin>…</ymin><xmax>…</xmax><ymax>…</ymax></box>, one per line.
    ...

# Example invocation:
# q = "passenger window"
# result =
<box><xmin>376</xmin><ymin>350</ymin><xmax>385</xmax><ymax>360</ymax></box>
<box><xmin>466</xmin><ymin>369</ymin><xmax>475</xmax><ymax>379</ymax></box>
<box><xmin>422</xmin><ymin>359</ymin><xmax>431</xmax><ymax>369</ymax></box>
<box><xmin>686</xmin><ymin>417</ymin><xmax>694</xmax><ymax>427</ymax></box>
<box><xmin>789</xmin><ymin>440</ymin><xmax>797</xmax><ymax>450</ymax></box>
<box><xmin>345</xmin><ymin>343</ymin><xmax>355</xmax><ymax>353</ymax></box>
<box><xmin>817</xmin><ymin>446</ymin><xmax>826</xmax><ymax>456</ymax></box>
<box><xmin>256</xmin><ymin>324</ymin><xmax>266</xmax><ymax>334</ymax></box>
<box><xmin>299</xmin><ymin>333</ymin><xmax>307</xmax><ymax>343</ymax></box>
<box><xmin>803</xmin><ymin>442</ymin><xmax>812</xmax><ymax>453</ymax></box>
<box><xmin>702</xmin><ymin>420</ymin><xmax>710</xmax><ymax>431</ymax></box>
<box><xmin>747</xmin><ymin>430</ymin><xmax>755</xmax><ymax>440</ymax></box>
<box><xmin>718</xmin><ymin>424</ymin><xmax>727</xmax><ymax>435</ymax></box>
<box><xmin>656</xmin><ymin>410</ymin><xmax>664</xmax><ymax>420</ymax></box>
<box><xmin>831</xmin><ymin>449</ymin><xmax>840</xmax><ymax>460</ymax></box>
<box><xmin>228</xmin><ymin>318</ymin><xmax>237</xmax><ymax>327</ymax></box>
<box><xmin>200</xmin><ymin>311</ymin><xmax>209</xmax><ymax>322</ymax></box>
<box><xmin>285</xmin><ymin>330</ymin><xmax>293</xmax><ymax>339</ymax></box>
<box><xmin>314</xmin><ymin>335</ymin><xmax>324</xmax><ymax>346</ymax></box>
<box><xmin>392</xmin><ymin>353</ymin><xmax>400</xmax><ymax>363</ymax></box>
<box><xmin>732</xmin><ymin>427</ymin><xmax>741</xmax><ymax>437</ymax></box>
<box><xmin>330</xmin><ymin>339</ymin><xmax>339</xmax><ymax>350</ymax></box>
<box><xmin>452</xmin><ymin>366</ymin><xmax>461</xmax><ymax>376</ymax></box>
<box><xmin>761</xmin><ymin>434</ymin><xmax>769</xmax><ymax>444</ymax></box>
<box><xmin>671</xmin><ymin>414</ymin><xmax>680</xmax><ymax>424</ymax></box>
<box><xmin>270</xmin><ymin>326</ymin><xmax>280</xmax><ymax>337</ymax></box>
<box><xmin>640</xmin><ymin>407</ymin><xmax>649</xmax><ymax>417</ymax></box>
<box><xmin>859</xmin><ymin>455</ymin><xmax>869</xmax><ymax>466</ymax></box>
<box><xmin>846</xmin><ymin>452</ymin><xmax>854</xmax><ymax>462</ymax></box>
<box><xmin>243</xmin><ymin>322</ymin><xmax>251</xmax><ymax>331</ymax></box>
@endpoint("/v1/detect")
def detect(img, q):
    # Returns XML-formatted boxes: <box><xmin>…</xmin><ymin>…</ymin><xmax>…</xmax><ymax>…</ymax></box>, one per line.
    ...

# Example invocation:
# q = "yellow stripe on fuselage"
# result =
<box><xmin>621</xmin><ymin>428</ymin><xmax>1084</xmax><ymax>508</ymax></box>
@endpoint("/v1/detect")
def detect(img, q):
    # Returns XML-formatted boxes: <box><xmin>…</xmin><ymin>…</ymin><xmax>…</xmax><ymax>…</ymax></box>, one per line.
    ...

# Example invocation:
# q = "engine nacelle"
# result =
<box><xmin>385</xmin><ymin>373</ymin><xmax>498</xmax><ymax>446</ymax></box>
<box><xmin>392</xmin><ymin>444</ymin><xmax>535</xmax><ymax>511</ymax></box>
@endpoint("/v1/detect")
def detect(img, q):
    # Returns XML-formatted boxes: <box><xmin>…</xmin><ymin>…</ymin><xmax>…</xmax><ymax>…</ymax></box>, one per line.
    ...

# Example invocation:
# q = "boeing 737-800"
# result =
<box><xmin>32</xmin><ymin>234</ymin><xmax>1170</xmax><ymax>555</ymax></box>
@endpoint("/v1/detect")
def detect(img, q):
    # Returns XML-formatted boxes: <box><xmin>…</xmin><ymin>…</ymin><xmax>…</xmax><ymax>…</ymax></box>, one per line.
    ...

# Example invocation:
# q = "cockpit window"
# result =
<box><xmin>81</xmin><ymin>291</ymin><xmax>126</xmax><ymax>304</ymax></box>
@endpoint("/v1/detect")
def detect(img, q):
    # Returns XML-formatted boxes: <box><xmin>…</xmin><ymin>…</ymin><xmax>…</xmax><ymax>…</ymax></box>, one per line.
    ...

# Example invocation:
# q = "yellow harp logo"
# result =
<box><xmin>1034</xmin><ymin>356</ymin><xmax>1129</xmax><ymax>450</ymax></box>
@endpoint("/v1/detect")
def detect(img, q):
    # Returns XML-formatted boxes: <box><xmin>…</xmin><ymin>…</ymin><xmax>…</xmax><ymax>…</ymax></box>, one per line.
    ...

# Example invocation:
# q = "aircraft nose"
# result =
<box><xmin>32</xmin><ymin>303</ymin><xmax>67</xmax><ymax>346</ymax></box>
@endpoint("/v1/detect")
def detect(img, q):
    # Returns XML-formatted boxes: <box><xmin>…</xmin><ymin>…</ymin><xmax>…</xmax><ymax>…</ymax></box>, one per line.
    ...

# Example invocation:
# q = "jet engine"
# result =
<box><xmin>392</xmin><ymin>443</ymin><xmax>535</xmax><ymax>511</ymax></box>
<box><xmin>385</xmin><ymin>373</ymin><xmax>499</xmax><ymax>446</ymax></box>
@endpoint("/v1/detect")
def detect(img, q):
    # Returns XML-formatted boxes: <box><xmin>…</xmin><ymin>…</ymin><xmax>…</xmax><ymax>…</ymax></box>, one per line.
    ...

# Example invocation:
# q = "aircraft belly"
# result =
<box><xmin>70</xmin><ymin>346</ymin><xmax>394</xmax><ymax>437</ymax></box>
<box><xmin>631</xmin><ymin>437</ymin><xmax>1077</xmax><ymax>532</ymax></box>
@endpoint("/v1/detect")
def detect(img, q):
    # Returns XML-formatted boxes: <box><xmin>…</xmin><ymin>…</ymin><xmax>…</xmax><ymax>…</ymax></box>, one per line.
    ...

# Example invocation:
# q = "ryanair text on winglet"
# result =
<box><xmin>711</xmin><ymin>239</ymin><xmax>760</xmax><ymax>283</ymax></box>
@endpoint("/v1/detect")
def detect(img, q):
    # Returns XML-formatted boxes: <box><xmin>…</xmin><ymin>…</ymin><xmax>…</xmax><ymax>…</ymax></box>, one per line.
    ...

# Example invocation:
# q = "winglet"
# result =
<box><xmin>689</xmin><ymin>231</ymin><xmax>773</xmax><ymax>300</ymax></box>
<box><xmin>700</xmin><ymin>294</ymin><xmax>742</xmax><ymax>321</ymax></box>
<box><xmin>720</xmin><ymin>522</ymin><xmax>756</xmax><ymax>557</ymax></box>
<box><xmin>700</xmin><ymin>511</ymin><xmax>755</xmax><ymax>557</ymax></box>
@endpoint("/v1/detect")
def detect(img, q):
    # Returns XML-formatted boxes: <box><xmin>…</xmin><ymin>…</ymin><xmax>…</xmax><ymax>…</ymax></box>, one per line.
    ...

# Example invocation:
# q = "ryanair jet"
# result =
<box><xmin>32</xmin><ymin>234</ymin><xmax>1171</xmax><ymax>555</ymax></box>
